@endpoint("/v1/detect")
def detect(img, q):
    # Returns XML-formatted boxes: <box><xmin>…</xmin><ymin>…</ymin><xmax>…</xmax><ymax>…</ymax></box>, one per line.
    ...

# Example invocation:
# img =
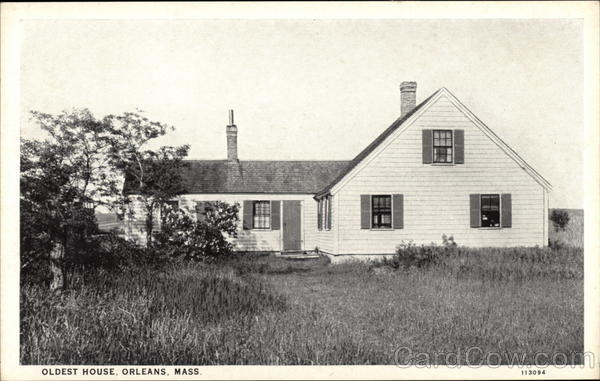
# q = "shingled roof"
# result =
<box><xmin>124</xmin><ymin>86</ymin><xmax>551</xmax><ymax>198</ymax></box>
<box><xmin>122</xmin><ymin>160</ymin><xmax>350</xmax><ymax>195</ymax></box>
<box><xmin>123</xmin><ymin>91</ymin><xmax>436</xmax><ymax>197</ymax></box>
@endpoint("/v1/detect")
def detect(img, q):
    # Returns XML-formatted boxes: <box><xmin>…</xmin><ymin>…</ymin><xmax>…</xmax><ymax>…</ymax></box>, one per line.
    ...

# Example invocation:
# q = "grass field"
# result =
<box><xmin>21</xmin><ymin>243</ymin><xmax>583</xmax><ymax>365</ymax></box>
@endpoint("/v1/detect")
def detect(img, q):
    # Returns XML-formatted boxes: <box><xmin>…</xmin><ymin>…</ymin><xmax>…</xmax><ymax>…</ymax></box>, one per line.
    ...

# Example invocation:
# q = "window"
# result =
<box><xmin>317</xmin><ymin>196</ymin><xmax>331</xmax><ymax>231</ymax></box>
<box><xmin>253</xmin><ymin>200</ymin><xmax>271</xmax><ymax>229</ymax></box>
<box><xmin>372</xmin><ymin>195</ymin><xmax>392</xmax><ymax>229</ymax></box>
<box><xmin>324</xmin><ymin>197</ymin><xmax>330</xmax><ymax>230</ymax></box>
<box><xmin>433</xmin><ymin>130</ymin><xmax>453</xmax><ymax>163</ymax></box>
<box><xmin>317</xmin><ymin>199</ymin><xmax>322</xmax><ymax>230</ymax></box>
<box><xmin>481</xmin><ymin>194</ymin><xmax>500</xmax><ymax>227</ymax></box>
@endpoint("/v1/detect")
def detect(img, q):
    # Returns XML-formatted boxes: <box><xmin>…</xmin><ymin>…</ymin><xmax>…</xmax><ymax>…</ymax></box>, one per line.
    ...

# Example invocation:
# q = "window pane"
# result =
<box><xmin>481</xmin><ymin>194</ymin><xmax>500</xmax><ymax>227</ymax></box>
<box><xmin>253</xmin><ymin>201</ymin><xmax>270</xmax><ymax>229</ymax></box>
<box><xmin>481</xmin><ymin>195</ymin><xmax>499</xmax><ymax>211</ymax></box>
<box><xmin>372</xmin><ymin>196</ymin><xmax>391</xmax><ymax>228</ymax></box>
<box><xmin>482</xmin><ymin>211</ymin><xmax>500</xmax><ymax>227</ymax></box>
<box><xmin>490</xmin><ymin>195</ymin><xmax>499</xmax><ymax>210</ymax></box>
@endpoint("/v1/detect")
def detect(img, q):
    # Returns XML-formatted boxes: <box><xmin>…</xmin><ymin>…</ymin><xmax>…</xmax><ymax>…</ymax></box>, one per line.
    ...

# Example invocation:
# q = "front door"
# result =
<box><xmin>282</xmin><ymin>200</ymin><xmax>302</xmax><ymax>251</ymax></box>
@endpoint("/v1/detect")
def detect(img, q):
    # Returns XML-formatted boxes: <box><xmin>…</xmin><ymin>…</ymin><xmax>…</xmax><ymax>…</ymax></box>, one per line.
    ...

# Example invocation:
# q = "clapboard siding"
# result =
<box><xmin>304</xmin><ymin>197</ymin><xmax>336</xmax><ymax>253</ymax></box>
<box><xmin>333</xmin><ymin>94</ymin><xmax>545</xmax><ymax>254</ymax></box>
<box><xmin>314</xmin><ymin>196</ymin><xmax>337</xmax><ymax>254</ymax></box>
<box><xmin>122</xmin><ymin>196</ymin><xmax>148</xmax><ymax>244</ymax></box>
<box><xmin>125</xmin><ymin>193</ymin><xmax>317</xmax><ymax>251</ymax></box>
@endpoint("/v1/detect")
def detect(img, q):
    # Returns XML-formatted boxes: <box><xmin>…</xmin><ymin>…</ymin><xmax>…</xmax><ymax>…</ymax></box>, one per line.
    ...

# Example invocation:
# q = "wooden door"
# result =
<box><xmin>282</xmin><ymin>201</ymin><xmax>302</xmax><ymax>251</ymax></box>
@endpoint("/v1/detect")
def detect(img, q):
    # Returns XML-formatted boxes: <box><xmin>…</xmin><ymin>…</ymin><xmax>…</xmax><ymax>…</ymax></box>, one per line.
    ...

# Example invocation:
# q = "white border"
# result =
<box><xmin>1</xmin><ymin>2</ymin><xmax>598</xmax><ymax>380</ymax></box>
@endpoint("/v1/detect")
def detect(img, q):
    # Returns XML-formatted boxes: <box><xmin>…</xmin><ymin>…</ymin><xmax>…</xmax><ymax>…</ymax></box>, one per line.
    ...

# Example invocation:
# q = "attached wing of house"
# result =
<box><xmin>124</xmin><ymin>82</ymin><xmax>551</xmax><ymax>256</ymax></box>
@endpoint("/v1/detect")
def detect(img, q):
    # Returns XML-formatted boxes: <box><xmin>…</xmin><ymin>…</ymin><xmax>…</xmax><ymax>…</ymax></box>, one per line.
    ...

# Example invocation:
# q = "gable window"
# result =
<box><xmin>433</xmin><ymin>130</ymin><xmax>453</xmax><ymax>163</ymax></box>
<box><xmin>253</xmin><ymin>200</ymin><xmax>271</xmax><ymax>229</ymax></box>
<box><xmin>480</xmin><ymin>194</ymin><xmax>500</xmax><ymax>227</ymax></box>
<box><xmin>371</xmin><ymin>195</ymin><xmax>392</xmax><ymax>229</ymax></box>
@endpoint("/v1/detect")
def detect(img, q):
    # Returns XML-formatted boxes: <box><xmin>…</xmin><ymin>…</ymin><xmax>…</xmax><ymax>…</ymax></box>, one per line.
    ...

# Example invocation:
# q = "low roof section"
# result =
<box><xmin>123</xmin><ymin>160</ymin><xmax>350</xmax><ymax>195</ymax></box>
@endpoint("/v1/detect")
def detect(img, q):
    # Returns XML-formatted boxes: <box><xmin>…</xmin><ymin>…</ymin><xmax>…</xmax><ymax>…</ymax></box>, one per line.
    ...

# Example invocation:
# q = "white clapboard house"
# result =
<box><xmin>123</xmin><ymin>82</ymin><xmax>552</xmax><ymax>257</ymax></box>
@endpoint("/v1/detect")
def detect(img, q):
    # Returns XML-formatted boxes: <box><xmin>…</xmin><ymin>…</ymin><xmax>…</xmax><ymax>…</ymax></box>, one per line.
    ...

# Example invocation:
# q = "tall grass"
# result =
<box><xmin>379</xmin><ymin>244</ymin><xmax>583</xmax><ymax>281</ymax></box>
<box><xmin>21</xmin><ymin>263</ymin><xmax>286</xmax><ymax>364</ymax></box>
<box><xmin>21</xmin><ymin>246</ymin><xmax>583</xmax><ymax>365</ymax></box>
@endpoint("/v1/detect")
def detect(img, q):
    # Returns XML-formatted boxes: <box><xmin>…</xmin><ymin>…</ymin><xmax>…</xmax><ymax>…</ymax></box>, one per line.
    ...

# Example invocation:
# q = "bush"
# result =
<box><xmin>385</xmin><ymin>235</ymin><xmax>458</xmax><ymax>269</ymax></box>
<box><xmin>548</xmin><ymin>238</ymin><xmax>565</xmax><ymax>250</ymax></box>
<box><xmin>551</xmin><ymin>209</ymin><xmax>570</xmax><ymax>231</ymax></box>
<box><xmin>380</xmin><ymin>242</ymin><xmax>583</xmax><ymax>281</ymax></box>
<box><xmin>20</xmin><ymin>204</ymin><xmax>102</xmax><ymax>286</ymax></box>
<box><xmin>153</xmin><ymin>201</ymin><xmax>240</xmax><ymax>263</ymax></box>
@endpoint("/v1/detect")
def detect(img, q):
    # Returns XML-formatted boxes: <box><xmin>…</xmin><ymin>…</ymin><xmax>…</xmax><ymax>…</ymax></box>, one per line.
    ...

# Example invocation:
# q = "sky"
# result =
<box><xmin>20</xmin><ymin>19</ymin><xmax>583</xmax><ymax>208</ymax></box>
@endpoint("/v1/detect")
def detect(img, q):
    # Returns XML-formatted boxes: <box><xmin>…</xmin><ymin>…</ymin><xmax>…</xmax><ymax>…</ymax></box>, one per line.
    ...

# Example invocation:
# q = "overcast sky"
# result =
<box><xmin>20</xmin><ymin>19</ymin><xmax>583</xmax><ymax>208</ymax></box>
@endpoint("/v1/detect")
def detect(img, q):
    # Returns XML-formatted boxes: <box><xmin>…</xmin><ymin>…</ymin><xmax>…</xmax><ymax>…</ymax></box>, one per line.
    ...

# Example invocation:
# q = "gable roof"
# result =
<box><xmin>124</xmin><ymin>87</ymin><xmax>551</xmax><ymax>197</ymax></box>
<box><xmin>315</xmin><ymin>89</ymin><xmax>442</xmax><ymax>197</ymax></box>
<box><xmin>316</xmin><ymin>87</ymin><xmax>551</xmax><ymax>197</ymax></box>
<box><xmin>123</xmin><ymin>160</ymin><xmax>350</xmax><ymax>195</ymax></box>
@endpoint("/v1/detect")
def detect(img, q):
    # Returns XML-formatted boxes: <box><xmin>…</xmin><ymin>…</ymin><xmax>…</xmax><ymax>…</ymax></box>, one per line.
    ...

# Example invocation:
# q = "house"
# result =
<box><xmin>123</xmin><ymin>82</ymin><xmax>552</xmax><ymax>258</ymax></box>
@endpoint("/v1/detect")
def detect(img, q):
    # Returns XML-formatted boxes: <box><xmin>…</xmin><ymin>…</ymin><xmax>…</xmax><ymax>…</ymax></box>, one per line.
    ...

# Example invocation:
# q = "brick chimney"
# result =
<box><xmin>400</xmin><ymin>81</ymin><xmax>417</xmax><ymax>117</ymax></box>
<box><xmin>226</xmin><ymin>109</ymin><xmax>238</xmax><ymax>161</ymax></box>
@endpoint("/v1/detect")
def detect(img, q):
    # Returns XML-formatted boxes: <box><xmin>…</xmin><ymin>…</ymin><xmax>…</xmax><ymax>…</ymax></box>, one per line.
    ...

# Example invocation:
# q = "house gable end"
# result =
<box><xmin>324</xmin><ymin>88</ymin><xmax>551</xmax><ymax>197</ymax></box>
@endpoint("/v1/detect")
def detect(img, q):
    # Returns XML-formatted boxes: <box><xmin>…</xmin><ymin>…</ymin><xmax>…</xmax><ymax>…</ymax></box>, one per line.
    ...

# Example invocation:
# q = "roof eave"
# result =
<box><xmin>314</xmin><ymin>89</ymin><xmax>443</xmax><ymax>196</ymax></box>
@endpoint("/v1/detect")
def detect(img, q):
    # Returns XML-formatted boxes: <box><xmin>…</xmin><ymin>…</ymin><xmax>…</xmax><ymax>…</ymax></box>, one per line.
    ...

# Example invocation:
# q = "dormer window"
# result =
<box><xmin>433</xmin><ymin>130</ymin><xmax>453</xmax><ymax>163</ymax></box>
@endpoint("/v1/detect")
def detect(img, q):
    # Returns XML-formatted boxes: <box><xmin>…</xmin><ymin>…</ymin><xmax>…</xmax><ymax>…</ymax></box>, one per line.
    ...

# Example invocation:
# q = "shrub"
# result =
<box><xmin>550</xmin><ymin>209</ymin><xmax>570</xmax><ymax>231</ymax></box>
<box><xmin>385</xmin><ymin>236</ymin><xmax>458</xmax><ymax>269</ymax></box>
<box><xmin>548</xmin><ymin>238</ymin><xmax>565</xmax><ymax>250</ymax></box>
<box><xmin>153</xmin><ymin>201</ymin><xmax>240</xmax><ymax>263</ymax></box>
<box><xmin>20</xmin><ymin>203</ymin><xmax>100</xmax><ymax>286</ymax></box>
<box><xmin>57</xmin><ymin>233</ymin><xmax>168</xmax><ymax>288</ymax></box>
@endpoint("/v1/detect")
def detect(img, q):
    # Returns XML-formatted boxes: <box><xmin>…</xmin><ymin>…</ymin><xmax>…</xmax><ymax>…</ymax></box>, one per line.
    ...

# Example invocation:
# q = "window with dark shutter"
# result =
<box><xmin>253</xmin><ymin>200</ymin><xmax>271</xmax><ymax>229</ymax></box>
<box><xmin>372</xmin><ymin>195</ymin><xmax>392</xmax><ymax>229</ymax></box>
<box><xmin>481</xmin><ymin>194</ymin><xmax>500</xmax><ymax>227</ymax></box>
<box><xmin>433</xmin><ymin>130</ymin><xmax>453</xmax><ymax>163</ymax></box>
